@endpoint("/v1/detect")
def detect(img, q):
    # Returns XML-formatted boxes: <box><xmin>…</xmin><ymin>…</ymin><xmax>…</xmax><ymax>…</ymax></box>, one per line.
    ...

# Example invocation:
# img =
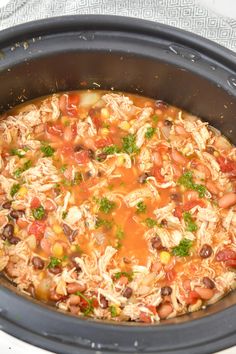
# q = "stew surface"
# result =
<box><xmin>0</xmin><ymin>90</ymin><xmax>236</xmax><ymax>322</ymax></box>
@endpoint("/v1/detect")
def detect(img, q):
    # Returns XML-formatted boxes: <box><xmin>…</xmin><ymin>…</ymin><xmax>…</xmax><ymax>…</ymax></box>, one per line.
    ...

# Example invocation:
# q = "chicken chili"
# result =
<box><xmin>0</xmin><ymin>90</ymin><xmax>236</xmax><ymax>323</ymax></box>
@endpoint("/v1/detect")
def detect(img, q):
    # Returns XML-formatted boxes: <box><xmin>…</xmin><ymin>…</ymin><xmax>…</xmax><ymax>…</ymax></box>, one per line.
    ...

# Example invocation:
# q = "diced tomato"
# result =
<box><xmin>215</xmin><ymin>248</ymin><xmax>236</xmax><ymax>262</ymax></box>
<box><xmin>185</xmin><ymin>290</ymin><xmax>200</xmax><ymax>305</ymax></box>
<box><xmin>217</xmin><ymin>156</ymin><xmax>236</xmax><ymax>175</ymax></box>
<box><xmin>60</xmin><ymin>144</ymin><xmax>74</xmax><ymax>157</ymax></box>
<box><xmin>156</xmin><ymin>144</ymin><xmax>169</xmax><ymax>154</ymax></box>
<box><xmin>30</xmin><ymin>197</ymin><xmax>41</xmax><ymax>209</ymax></box>
<box><xmin>79</xmin><ymin>297</ymin><xmax>90</xmax><ymax>312</ymax></box>
<box><xmin>147</xmin><ymin>305</ymin><xmax>157</xmax><ymax>315</ymax></box>
<box><xmin>182</xmin><ymin>199</ymin><xmax>206</xmax><ymax>211</ymax></box>
<box><xmin>59</xmin><ymin>93</ymin><xmax>80</xmax><ymax>117</ymax></box>
<box><xmin>139</xmin><ymin>312</ymin><xmax>152</xmax><ymax>323</ymax></box>
<box><xmin>225</xmin><ymin>259</ymin><xmax>236</xmax><ymax>267</ymax></box>
<box><xmin>165</xmin><ymin>269</ymin><xmax>177</xmax><ymax>283</ymax></box>
<box><xmin>153</xmin><ymin>166</ymin><xmax>164</xmax><ymax>183</ymax></box>
<box><xmin>17</xmin><ymin>218</ymin><xmax>29</xmax><ymax>229</ymax></box>
<box><xmin>75</xmin><ymin>150</ymin><xmax>90</xmax><ymax>164</ymax></box>
<box><xmin>28</xmin><ymin>221</ymin><xmax>46</xmax><ymax>240</ymax></box>
<box><xmin>183</xmin><ymin>279</ymin><xmax>191</xmax><ymax>291</ymax></box>
<box><xmin>174</xmin><ymin>206</ymin><xmax>182</xmax><ymax>219</ymax></box>
<box><xmin>95</xmin><ymin>136</ymin><xmax>113</xmax><ymax>149</ymax></box>
<box><xmin>92</xmin><ymin>298</ymin><xmax>99</xmax><ymax>308</ymax></box>
<box><xmin>46</xmin><ymin>123</ymin><xmax>63</xmax><ymax>137</ymax></box>
<box><xmin>71</xmin><ymin>123</ymin><xmax>77</xmax><ymax>138</ymax></box>
<box><xmin>89</xmin><ymin>109</ymin><xmax>102</xmax><ymax>130</ymax></box>
<box><xmin>44</xmin><ymin>199</ymin><xmax>56</xmax><ymax>211</ymax></box>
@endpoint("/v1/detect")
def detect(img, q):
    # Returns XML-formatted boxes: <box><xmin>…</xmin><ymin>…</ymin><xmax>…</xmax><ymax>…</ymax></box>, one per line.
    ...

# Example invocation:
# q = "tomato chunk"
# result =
<box><xmin>95</xmin><ymin>136</ymin><xmax>113</xmax><ymax>148</ymax></box>
<box><xmin>139</xmin><ymin>312</ymin><xmax>151</xmax><ymax>323</ymax></box>
<box><xmin>28</xmin><ymin>220</ymin><xmax>46</xmax><ymax>239</ymax></box>
<box><xmin>217</xmin><ymin>156</ymin><xmax>236</xmax><ymax>175</ymax></box>
<box><xmin>183</xmin><ymin>200</ymin><xmax>205</xmax><ymax>211</ymax></box>
<box><xmin>185</xmin><ymin>290</ymin><xmax>200</xmax><ymax>305</ymax></box>
<box><xmin>46</xmin><ymin>123</ymin><xmax>63</xmax><ymax>137</ymax></box>
<box><xmin>153</xmin><ymin>166</ymin><xmax>164</xmax><ymax>183</ymax></box>
<box><xmin>75</xmin><ymin>150</ymin><xmax>90</xmax><ymax>164</ymax></box>
<box><xmin>215</xmin><ymin>248</ymin><xmax>236</xmax><ymax>262</ymax></box>
<box><xmin>59</xmin><ymin>93</ymin><xmax>80</xmax><ymax>117</ymax></box>
<box><xmin>30</xmin><ymin>197</ymin><xmax>41</xmax><ymax>209</ymax></box>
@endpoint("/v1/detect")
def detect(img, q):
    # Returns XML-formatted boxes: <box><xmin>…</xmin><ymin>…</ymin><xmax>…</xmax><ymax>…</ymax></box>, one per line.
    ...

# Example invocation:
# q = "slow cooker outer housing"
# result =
<box><xmin>0</xmin><ymin>15</ymin><xmax>236</xmax><ymax>354</ymax></box>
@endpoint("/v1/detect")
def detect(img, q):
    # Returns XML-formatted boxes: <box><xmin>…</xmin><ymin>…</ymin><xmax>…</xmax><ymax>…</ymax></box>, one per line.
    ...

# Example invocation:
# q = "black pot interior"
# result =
<box><xmin>0</xmin><ymin>15</ymin><xmax>236</xmax><ymax>354</ymax></box>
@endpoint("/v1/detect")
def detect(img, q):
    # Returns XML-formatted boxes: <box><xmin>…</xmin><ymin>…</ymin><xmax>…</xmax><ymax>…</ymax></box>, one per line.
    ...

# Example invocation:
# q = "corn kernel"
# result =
<box><xmin>117</xmin><ymin>156</ymin><xmax>124</xmax><ymax>166</ymax></box>
<box><xmin>56</xmin><ymin>279</ymin><xmax>67</xmax><ymax>295</ymax></box>
<box><xmin>119</xmin><ymin>121</ymin><xmax>130</xmax><ymax>131</ymax></box>
<box><xmin>101</xmin><ymin>108</ymin><xmax>110</xmax><ymax>119</ymax></box>
<box><xmin>70</xmin><ymin>245</ymin><xmax>77</xmax><ymax>252</ymax></box>
<box><xmin>18</xmin><ymin>186</ymin><xmax>27</xmax><ymax>197</ymax></box>
<box><xmin>100</xmin><ymin>128</ymin><xmax>109</xmax><ymax>136</ymax></box>
<box><xmin>53</xmin><ymin>225</ymin><xmax>63</xmax><ymax>234</ymax></box>
<box><xmin>160</xmin><ymin>251</ymin><xmax>171</xmax><ymax>265</ymax></box>
<box><xmin>38</xmin><ymin>272</ymin><xmax>44</xmax><ymax>280</ymax></box>
<box><xmin>61</xmin><ymin>116</ymin><xmax>69</xmax><ymax>124</ymax></box>
<box><xmin>214</xmin><ymin>151</ymin><xmax>219</xmax><ymax>157</ymax></box>
<box><xmin>52</xmin><ymin>242</ymin><xmax>64</xmax><ymax>257</ymax></box>
<box><xmin>14</xmin><ymin>225</ymin><xmax>19</xmax><ymax>235</ymax></box>
<box><xmin>111</xmin><ymin>304</ymin><xmax>121</xmax><ymax>315</ymax></box>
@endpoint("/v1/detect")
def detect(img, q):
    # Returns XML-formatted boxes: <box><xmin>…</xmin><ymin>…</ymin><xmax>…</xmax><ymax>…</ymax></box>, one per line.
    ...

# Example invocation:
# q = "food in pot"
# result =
<box><xmin>0</xmin><ymin>90</ymin><xmax>235</xmax><ymax>322</ymax></box>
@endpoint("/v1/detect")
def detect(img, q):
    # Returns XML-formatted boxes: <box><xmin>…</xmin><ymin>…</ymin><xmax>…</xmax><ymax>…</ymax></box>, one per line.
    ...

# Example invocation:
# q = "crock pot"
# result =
<box><xmin>0</xmin><ymin>15</ymin><xmax>236</xmax><ymax>354</ymax></box>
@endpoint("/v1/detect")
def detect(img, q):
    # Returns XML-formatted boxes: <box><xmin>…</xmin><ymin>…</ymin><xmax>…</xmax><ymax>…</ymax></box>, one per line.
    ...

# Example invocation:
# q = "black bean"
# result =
<box><xmin>32</xmin><ymin>256</ymin><xmax>45</xmax><ymax>270</ymax></box>
<box><xmin>151</xmin><ymin>237</ymin><xmax>163</xmax><ymax>250</ymax></box>
<box><xmin>164</xmin><ymin>119</ymin><xmax>172</xmax><ymax>127</ymax></box>
<box><xmin>206</xmin><ymin>146</ymin><xmax>215</xmax><ymax>154</ymax></box>
<box><xmin>48</xmin><ymin>265</ymin><xmax>62</xmax><ymax>274</ymax></box>
<box><xmin>87</xmin><ymin>149</ymin><xmax>95</xmax><ymax>159</ymax></box>
<box><xmin>161</xmin><ymin>219</ymin><xmax>168</xmax><ymax>227</ymax></box>
<box><xmin>10</xmin><ymin>210</ymin><xmax>25</xmax><ymax>220</ymax></box>
<box><xmin>155</xmin><ymin>100</ymin><xmax>168</xmax><ymax>109</ymax></box>
<box><xmin>123</xmin><ymin>287</ymin><xmax>133</xmax><ymax>299</ymax></box>
<box><xmin>2</xmin><ymin>201</ymin><xmax>12</xmax><ymax>209</ymax></box>
<box><xmin>161</xmin><ymin>286</ymin><xmax>172</xmax><ymax>296</ymax></box>
<box><xmin>74</xmin><ymin>145</ymin><xmax>84</xmax><ymax>152</ymax></box>
<box><xmin>2</xmin><ymin>223</ymin><xmax>14</xmax><ymax>239</ymax></box>
<box><xmin>97</xmin><ymin>152</ymin><xmax>107</xmax><ymax>162</ymax></box>
<box><xmin>100</xmin><ymin>295</ymin><xmax>108</xmax><ymax>309</ymax></box>
<box><xmin>203</xmin><ymin>277</ymin><xmax>215</xmax><ymax>289</ymax></box>
<box><xmin>9</xmin><ymin>236</ymin><xmax>20</xmax><ymax>245</ymax></box>
<box><xmin>138</xmin><ymin>173</ymin><xmax>149</xmax><ymax>184</ymax></box>
<box><xmin>199</xmin><ymin>244</ymin><xmax>213</xmax><ymax>259</ymax></box>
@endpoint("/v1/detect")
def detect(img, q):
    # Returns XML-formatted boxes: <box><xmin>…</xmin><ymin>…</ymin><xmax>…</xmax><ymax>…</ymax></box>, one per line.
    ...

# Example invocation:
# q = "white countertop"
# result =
<box><xmin>0</xmin><ymin>0</ymin><xmax>236</xmax><ymax>353</ymax></box>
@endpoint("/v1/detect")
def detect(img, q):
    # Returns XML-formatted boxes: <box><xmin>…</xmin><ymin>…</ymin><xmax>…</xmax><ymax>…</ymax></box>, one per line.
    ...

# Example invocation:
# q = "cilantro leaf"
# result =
<box><xmin>102</xmin><ymin>145</ymin><xmax>120</xmax><ymax>155</ymax></box>
<box><xmin>122</xmin><ymin>134</ymin><xmax>139</xmax><ymax>155</ymax></box>
<box><xmin>145</xmin><ymin>217</ymin><xmax>158</xmax><ymax>228</ymax></box>
<box><xmin>145</xmin><ymin>127</ymin><xmax>156</xmax><ymax>139</ymax></box>
<box><xmin>114</xmin><ymin>271</ymin><xmax>133</xmax><ymax>282</ymax></box>
<box><xmin>183</xmin><ymin>211</ymin><xmax>198</xmax><ymax>232</ymax></box>
<box><xmin>11</xmin><ymin>148</ymin><xmax>26</xmax><ymax>158</ymax></box>
<box><xmin>136</xmin><ymin>201</ymin><xmax>147</xmax><ymax>214</ymax></box>
<box><xmin>109</xmin><ymin>305</ymin><xmax>118</xmax><ymax>317</ymax></box>
<box><xmin>99</xmin><ymin>197</ymin><xmax>116</xmax><ymax>214</ymax></box>
<box><xmin>178</xmin><ymin>171</ymin><xmax>207</xmax><ymax>198</ymax></box>
<box><xmin>14</xmin><ymin>160</ymin><xmax>32</xmax><ymax>178</ymax></box>
<box><xmin>40</xmin><ymin>144</ymin><xmax>55</xmax><ymax>157</ymax></box>
<box><xmin>32</xmin><ymin>205</ymin><xmax>45</xmax><ymax>220</ymax></box>
<box><xmin>95</xmin><ymin>217</ymin><xmax>113</xmax><ymax>230</ymax></box>
<box><xmin>76</xmin><ymin>291</ymin><xmax>94</xmax><ymax>315</ymax></box>
<box><xmin>10</xmin><ymin>183</ymin><xmax>21</xmax><ymax>197</ymax></box>
<box><xmin>172</xmin><ymin>238</ymin><xmax>193</xmax><ymax>257</ymax></box>
<box><xmin>47</xmin><ymin>256</ymin><xmax>62</xmax><ymax>269</ymax></box>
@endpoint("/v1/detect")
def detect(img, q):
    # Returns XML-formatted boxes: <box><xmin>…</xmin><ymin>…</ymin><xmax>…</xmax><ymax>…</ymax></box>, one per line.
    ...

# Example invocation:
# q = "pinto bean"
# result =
<box><xmin>69</xmin><ymin>294</ymin><xmax>81</xmax><ymax>305</ymax></box>
<box><xmin>170</xmin><ymin>193</ymin><xmax>181</xmax><ymax>203</ymax></box>
<box><xmin>206</xmin><ymin>146</ymin><xmax>215</xmax><ymax>154</ymax></box>
<box><xmin>158</xmin><ymin>303</ymin><xmax>173</xmax><ymax>319</ymax></box>
<box><xmin>10</xmin><ymin>210</ymin><xmax>25</xmax><ymax>220</ymax></box>
<box><xmin>138</xmin><ymin>173</ymin><xmax>149</xmax><ymax>184</ymax></box>
<box><xmin>67</xmin><ymin>282</ymin><xmax>86</xmax><ymax>294</ymax></box>
<box><xmin>218</xmin><ymin>193</ymin><xmax>236</xmax><ymax>208</ymax></box>
<box><xmin>171</xmin><ymin>149</ymin><xmax>187</xmax><ymax>165</ymax></box>
<box><xmin>48</xmin><ymin>265</ymin><xmax>62</xmax><ymax>274</ymax></box>
<box><xmin>122</xmin><ymin>287</ymin><xmax>133</xmax><ymax>299</ymax></box>
<box><xmin>9</xmin><ymin>236</ymin><xmax>20</xmax><ymax>245</ymax></box>
<box><xmin>206</xmin><ymin>181</ymin><xmax>219</xmax><ymax>195</ymax></box>
<box><xmin>203</xmin><ymin>277</ymin><xmax>215</xmax><ymax>289</ymax></box>
<box><xmin>2</xmin><ymin>223</ymin><xmax>14</xmax><ymax>240</ymax></box>
<box><xmin>164</xmin><ymin>119</ymin><xmax>172</xmax><ymax>127</ymax></box>
<box><xmin>32</xmin><ymin>256</ymin><xmax>45</xmax><ymax>270</ymax></box>
<box><xmin>62</xmin><ymin>223</ymin><xmax>77</xmax><ymax>242</ymax></box>
<box><xmin>195</xmin><ymin>287</ymin><xmax>214</xmax><ymax>300</ymax></box>
<box><xmin>100</xmin><ymin>295</ymin><xmax>108</xmax><ymax>308</ymax></box>
<box><xmin>74</xmin><ymin>145</ymin><xmax>84</xmax><ymax>152</ymax></box>
<box><xmin>2</xmin><ymin>201</ymin><xmax>12</xmax><ymax>209</ymax></box>
<box><xmin>199</xmin><ymin>244</ymin><xmax>213</xmax><ymax>259</ymax></box>
<box><xmin>161</xmin><ymin>286</ymin><xmax>172</xmax><ymax>296</ymax></box>
<box><xmin>151</xmin><ymin>237</ymin><xmax>163</xmax><ymax>250</ymax></box>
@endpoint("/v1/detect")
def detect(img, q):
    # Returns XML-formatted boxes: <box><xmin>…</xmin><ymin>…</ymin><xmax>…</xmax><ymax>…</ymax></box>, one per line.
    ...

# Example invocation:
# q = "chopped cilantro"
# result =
<box><xmin>76</xmin><ymin>291</ymin><xmax>94</xmax><ymax>315</ymax></box>
<box><xmin>172</xmin><ymin>238</ymin><xmax>193</xmax><ymax>257</ymax></box>
<box><xmin>136</xmin><ymin>201</ymin><xmax>147</xmax><ymax>214</ymax></box>
<box><xmin>40</xmin><ymin>144</ymin><xmax>55</xmax><ymax>157</ymax></box>
<box><xmin>116</xmin><ymin>227</ymin><xmax>124</xmax><ymax>240</ymax></box>
<box><xmin>102</xmin><ymin>145</ymin><xmax>120</xmax><ymax>155</ymax></box>
<box><xmin>183</xmin><ymin>211</ymin><xmax>198</xmax><ymax>232</ymax></box>
<box><xmin>14</xmin><ymin>160</ymin><xmax>32</xmax><ymax>178</ymax></box>
<box><xmin>10</xmin><ymin>183</ymin><xmax>20</xmax><ymax>197</ymax></box>
<box><xmin>47</xmin><ymin>257</ymin><xmax>62</xmax><ymax>269</ymax></box>
<box><xmin>62</xmin><ymin>211</ymin><xmax>68</xmax><ymax>220</ymax></box>
<box><xmin>152</xmin><ymin>114</ymin><xmax>159</xmax><ymax>123</ymax></box>
<box><xmin>32</xmin><ymin>205</ymin><xmax>45</xmax><ymax>220</ymax></box>
<box><xmin>109</xmin><ymin>305</ymin><xmax>118</xmax><ymax>317</ymax></box>
<box><xmin>178</xmin><ymin>171</ymin><xmax>207</xmax><ymax>198</ymax></box>
<box><xmin>145</xmin><ymin>127</ymin><xmax>156</xmax><ymax>139</ymax></box>
<box><xmin>60</xmin><ymin>164</ymin><xmax>67</xmax><ymax>173</ymax></box>
<box><xmin>145</xmin><ymin>217</ymin><xmax>158</xmax><ymax>228</ymax></box>
<box><xmin>122</xmin><ymin>134</ymin><xmax>139</xmax><ymax>155</ymax></box>
<box><xmin>99</xmin><ymin>197</ymin><xmax>116</xmax><ymax>214</ymax></box>
<box><xmin>114</xmin><ymin>271</ymin><xmax>133</xmax><ymax>282</ymax></box>
<box><xmin>73</xmin><ymin>172</ymin><xmax>83</xmax><ymax>185</ymax></box>
<box><xmin>11</xmin><ymin>148</ymin><xmax>26</xmax><ymax>158</ymax></box>
<box><xmin>95</xmin><ymin>217</ymin><xmax>113</xmax><ymax>230</ymax></box>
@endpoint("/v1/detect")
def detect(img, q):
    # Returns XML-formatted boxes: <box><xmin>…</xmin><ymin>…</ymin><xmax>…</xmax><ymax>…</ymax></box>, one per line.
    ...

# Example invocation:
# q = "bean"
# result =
<box><xmin>203</xmin><ymin>277</ymin><xmax>215</xmax><ymax>289</ymax></box>
<box><xmin>50</xmin><ymin>290</ymin><xmax>63</xmax><ymax>301</ymax></box>
<box><xmin>9</xmin><ymin>236</ymin><xmax>20</xmax><ymax>245</ymax></box>
<box><xmin>69</xmin><ymin>294</ymin><xmax>80</xmax><ymax>305</ymax></box>
<box><xmin>74</xmin><ymin>145</ymin><xmax>84</xmax><ymax>152</ymax></box>
<box><xmin>67</xmin><ymin>282</ymin><xmax>86</xmax><ymax>294</ymax></box>
<box><xmin>218</xmin><ymin>193</ymin><xmax>236</xmax><ymax>209</ymax></box>
<box><xmin>87</xmin><ymin>149</ymin><xmax>95</xmax><ymax>159</ymax></box>
<box><xmin>153</xmin><ymin>151</ymin><xmax>162</xmax><ymax>167</ymax></box>
<box><xmin>195</xmin><ymin>287</ymin><xmax>214</xmax><ymax>300</ymax></box>
<box><xmin>170</xmin><ymin>193</ymin><xmax>181</xmax><ymax>203</ymax></box>
<box><xmin>32</xmin><ymin>256</ymin><xmax>45</xmax><ymax>270</ymax></box>
<box><xmin>155</xmin><ymin>100</ymin><xmax>168</xmax><ymax>109</ymax></box>
<box><xmin>2</xmin><ymin>201</ymin><xmax>12</xmax><ymax>209</ymax></box>
<box><xmin>206</xmin><ymin>181</ymin><xmax>219</xmax><ymax>195</ymax></box>
<box><xmin>48</xmin><ymin>265</ymin><xmax>62</xmax><ymax>274</ymax></box>
<box><xmin>62</xmin><ymin>223</ymin><xmax>76</xmax><ymax>242</ymax></box>
<box><xmin>206</xmin><ymin>146</ymin><xmax>215</xmax><ymax>154</ymax></box>
<box><xmin>199</xmin><ymin>244</ymin><xmax>213</xmax><ymax>259</ymax></box>
<box><xmin>175</xmin><ymin>125</ymin><xmax>188</xmax><ymax>136</ymax></box>
<box><xmin>2</xmin><ymin>223</ymin><xmax>14</xmax><ymax>240</ymax></box>
<box><xmin>161</xmin><ymin>286</ymin><xmax>172</xmax><ymax>296</ymax></box>
<box><xmin>122</xmin><ymin>287</ymin><xmax>133</xmax><ymax>299</ymax></box>
<box><xmin>100</xmin><ymin>295</ymin><xmax>108</xmax><ymax>308</ymax></box>
<box><xmin>171</xmin><ymin>149</ymin><xmax>187</xmax><ymax>165</ymax></box>
<box><xmin>164</xmin><ymin>119</ymin><xmax>172</xmax><ymax>127</ymax></box>
<box><xmin>138</xmin><ymin>172</ymin><xmax>149</xmax><ymax>184</ymax></box>
<box><xmin>10</xmin><ymin>210</ymin><xmax>25</xmax><ymax>220</ymax></box>
<box><xmin>151</xmin><ymin>237</ymin><xmax>163</xmax><ymax>250</ymax></box>
<box><xmin>96</xmin><ymin>152</ymin><xmax>107</xmax><ymax>162</ymax></box>
<box><xmin>158</xmin><ymin>303</ymin><xmax>173</xmax><ymax>319</ymax></box>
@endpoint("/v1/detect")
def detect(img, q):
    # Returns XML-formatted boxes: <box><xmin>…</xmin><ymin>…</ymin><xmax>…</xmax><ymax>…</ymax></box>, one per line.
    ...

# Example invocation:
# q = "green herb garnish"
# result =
<box><xmin>40</xmin><ymin>144</ymin><xmax>55</xmax><ymax>157</ymax></box>
<box><xmin>99</xmin><ymin>197</ymin><xmax>116</xmax><ymax>214</ymax></box>
<box><xmin>183</xmin><ymin>211</ymin><xmax>198</xmax><ymax>232</ymax></box>
<box><xmin>11</xmin><ymin>148</ymin><xmax>26</xmax><ymax>158</ymax></box>
<box><xmin>172</xmin><ymin>238</ymin><xmax>193</xmax><ymax>257</ymax></box>
<box><xmin>122</xmin><ymin>134</ymin><xmax>139</xmax><ymax>155</ymax></box>
<box><xmin>73</xmin><ymin>172</ymin><xmax>83</xmax><ymax>185</ymax></box>
<box><xmin>102</xmin><ymin>145</ymin><xmax>120</xmax><ymax>155</ymax></box>
<box><xmin>62</xmin><ymin>211</ymin><xmax>68</xmax><ymax>220</ymax></box>
<box><xmin>14</xmin><ymin>160</ymin><xmax>32</xmax><ymax>178</ymax></box>
<box><xmin>178</xmin><ymin>171</ymin><xmax>207</xmax><ymax>198</ymax></box>
<box><xmin>10</xmin><ymin>183</ymin><xmax>20</xmax><ymax>197</ymax></box>
<box><xmin>145</xmin><ymin>217</ymin><xmax>158</xmax><ymax>228</ymax></box>
<box><xmin>47</xmin><ymin>256</ymin><xmax>62</xmax><ymax>268</ymax></box>
<box><xmin>145</xmin><ymin>127</ymin><xmax>156</xmax><ymax>139</ymax></box>
<box><xmin>114</xmin><ymin>271</ymin><xmax>133</xmax><ymax>282</ymax></box>
<box><xmin>32</xmin><ymin>205</ymin><xmax>45</xmax><ymax>220</ymax></box>
<box><xmin>109</xmin><ymin>305</ymin><xmax>118</xmax><ymax>317</ymax></box>
<box><xmin>95</xmin><ymin>217</ymin><xmax>113</xmax><ymax>230</ymax></box>
<box><xmin>76</xmin><ymin>291</ymin><xmax>94</xmax><ymax>315</ymax></box>
<box><xmin>152</xmin><ymin>114</ymin><xmax>159</xmax><ymax>123</ymax></box>
<box><xmin>136</xmin><ymin>201</ymin><xmax>147</xmax><ymax>214</ymax></box>
<box><xmin>60</xmin><ymin>164</ymin><xmax>67</xmax><ymax>173</ymax></box>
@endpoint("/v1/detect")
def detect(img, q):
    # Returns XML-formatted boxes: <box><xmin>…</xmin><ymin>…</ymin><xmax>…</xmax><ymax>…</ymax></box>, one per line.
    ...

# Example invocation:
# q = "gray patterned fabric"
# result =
<box><xmin>0</xmin><ymin>0</ymin><xmax>235</xmax><ymax>51</ymax></box>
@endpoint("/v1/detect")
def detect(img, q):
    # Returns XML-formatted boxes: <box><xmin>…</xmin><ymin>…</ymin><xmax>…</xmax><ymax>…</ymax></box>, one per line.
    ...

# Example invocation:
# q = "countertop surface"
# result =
<box><xmin>0</xmin><ymin>0</ymin><xmax>236</xmax><ymax>353</ymax></box>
